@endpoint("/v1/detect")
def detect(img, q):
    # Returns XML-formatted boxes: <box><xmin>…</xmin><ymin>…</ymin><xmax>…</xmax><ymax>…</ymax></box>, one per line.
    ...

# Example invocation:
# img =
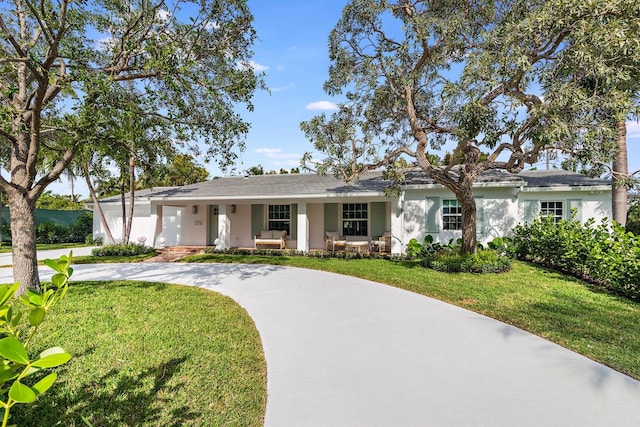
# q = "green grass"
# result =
<box><xmin>0</xmin><ymin>243</ymin><xmax>90</xmax><ymax>253</ymax></box>
<box><xmin>182</xmin><ymin>253</ymin><xmax>640</xmax><ymax>380</ymax></box>
<box><xmin>12</xmin><ymin>280</ymin><xmax>266</xmax><ymax>427</ymax></box>
<box><xmin>72</xmin><ymin>252</ymin><xmax>159</xmax><ymax>264</ymax></box>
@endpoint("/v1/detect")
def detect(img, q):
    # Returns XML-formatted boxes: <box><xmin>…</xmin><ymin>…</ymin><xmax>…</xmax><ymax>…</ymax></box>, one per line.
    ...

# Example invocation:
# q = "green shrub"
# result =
<box><xmin>627</xmin><ymin>202</ymin><xmax>640</xmax><ymax>236</ymax></box>
<box><xmin>428</xmin><ymin>248</ymin><xmax>511</xmax><ymax>273</ymax></box>
<box><xmin>91</xmin><ymin>243</ymin><xmax>156</xmax><ymax>257</ymax></box>
<box><xmin>201</xmin><ymin>247</ymin><xmax>394</xmax><ymax>261</ymax></box>
<box><xmin>406</xmin><ymin>236</ymin><xmax>511</xmax><ymax>273</ymax></box>
<box><xmin>513</xmin><ymin>216</ymin><xmax>640</xmax><ymax>300</ymax></box>
<box><xmin>4</xmin><ymin>212</ymin><xmax>93</xmax><ymax>244</ymax></box>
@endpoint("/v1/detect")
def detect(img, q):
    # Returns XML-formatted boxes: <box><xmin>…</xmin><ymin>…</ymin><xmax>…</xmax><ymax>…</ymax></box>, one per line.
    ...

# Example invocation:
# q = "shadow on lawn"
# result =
<box><xmin>12</xmin><ymin>356</ymin><xmax>195</xmax><ymax>427</ymax></box>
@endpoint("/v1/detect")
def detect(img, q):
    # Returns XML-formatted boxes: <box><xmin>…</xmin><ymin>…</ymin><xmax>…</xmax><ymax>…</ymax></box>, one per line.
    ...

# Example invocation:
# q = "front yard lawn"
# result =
<box><xmin>183</xmin><ymin>254</ymin><xmax>640</xmax><ymax>380</ymax></box>
<box><xmin>11</xmin><ymin>280</ymin><xmax>266</xmax><ymax>427</ymax></box>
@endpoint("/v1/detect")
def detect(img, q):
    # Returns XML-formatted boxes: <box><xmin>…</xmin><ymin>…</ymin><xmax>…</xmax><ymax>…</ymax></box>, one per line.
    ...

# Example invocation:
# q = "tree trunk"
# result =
<box><xmin>612</xmin><ymin>120</ymin><xmax>628</xmax><ymax>226</ymax></box>
<box><xmin>8</xmin><ymin>191</ymin><xmax>39</xmax><ymax>293</ymax></box>
<box><xmin>120</xmin><ymin>169</ymin><xmax>126</xmax><ymax>243</ymax></box>
<box><xmin>124</xmin><ymin>156</ymin><xmax>135</xmax><ymax>244</ymax></box>
<box><xmin>82</xmin><ymin>163</ymin><xmax>115</xmax><ymax>245</ymax></box>
<box><xmin>459</xmin><ymin>188</ymin><xmax>477</xmax><ymax>254</ymax></box>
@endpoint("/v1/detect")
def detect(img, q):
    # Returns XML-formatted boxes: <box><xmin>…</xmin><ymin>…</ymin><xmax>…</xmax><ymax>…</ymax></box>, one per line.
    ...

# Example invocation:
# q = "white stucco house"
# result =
<box><xmin>92</xmin><ymin>169</ymin><xmax>611</xmax><ymax>254</ymax></box>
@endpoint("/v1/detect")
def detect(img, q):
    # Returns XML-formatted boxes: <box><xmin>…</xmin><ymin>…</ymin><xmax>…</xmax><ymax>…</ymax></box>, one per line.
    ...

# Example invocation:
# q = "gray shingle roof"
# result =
<box><xmin>147</xmin><ymin>172</ymin><xmax>390</xmax><ymax>200</ymax></box>
<box><xmin>97</xmin><ymin>187</ymin><xmax>178</xmax><ymax>202</ymax></box>
<box><xmin>517</xmin><ymin>169</ymin><xmax>610</xmax><ymax>187</ymax></box>
<box><xmin>112</xmin><ymin>169</ymin><xmax>609</xmax><ymax>202</ymax></box>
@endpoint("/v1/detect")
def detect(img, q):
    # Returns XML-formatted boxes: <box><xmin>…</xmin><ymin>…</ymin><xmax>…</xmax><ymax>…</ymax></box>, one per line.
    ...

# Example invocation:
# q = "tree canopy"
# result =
<box><xmin>0</xmin><ymin>0</ymin><xmax>264</xmax><ymax>290</ymax></box>
<box><xmin>138</xmin><ymin>153</ymin><xmax>210</xmax><ymax>188</ymax></box>
<box><xmin>302</xmin><ymin>0</ymin><xmax>639</xmax><ymax>253</ymax></box>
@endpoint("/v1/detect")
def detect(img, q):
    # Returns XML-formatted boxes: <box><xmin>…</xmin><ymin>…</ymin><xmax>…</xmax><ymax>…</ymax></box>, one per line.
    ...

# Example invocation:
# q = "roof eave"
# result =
<box><xmin>403</xmin><ymin>180</ymin><xmax>523</xmax><ymax>190</ymax></box>
<box><xmin>148</xmin><ymin>191</ymin><xmax>388</xmax><ymax>202</ymax></box>
<box><xmin>521</xmin><ymin>185</ymin><xmax>611</xmax><ymax>192</ymax></box>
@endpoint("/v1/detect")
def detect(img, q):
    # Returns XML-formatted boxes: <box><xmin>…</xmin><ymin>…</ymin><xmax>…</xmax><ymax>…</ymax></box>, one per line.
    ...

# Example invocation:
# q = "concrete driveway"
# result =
<box><xmin>0</xmin><ymin>262</ymin><xmax>638</xmax><ymax>426</ymax></box>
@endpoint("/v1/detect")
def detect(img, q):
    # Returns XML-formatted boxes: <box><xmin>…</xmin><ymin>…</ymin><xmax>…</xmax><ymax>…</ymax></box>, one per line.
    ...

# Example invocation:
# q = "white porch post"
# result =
<box><xmin>150</xmin><ymin>204</ymin><xmax>162</xmax><ymax>248</ymax></box>
<box><xmin>297</xmin><ymin>202</ymin><xmax>309</xmax><ymax>252</ymax></box>
<box><xmin>217</xmin><ymin>204</ymin><xmax>230</xmax><ymax>250</ymax></box>
<box><xmin>391</xmin><ymin>195</ymin><xmax>404</xmax><ymax>254</ymax></box>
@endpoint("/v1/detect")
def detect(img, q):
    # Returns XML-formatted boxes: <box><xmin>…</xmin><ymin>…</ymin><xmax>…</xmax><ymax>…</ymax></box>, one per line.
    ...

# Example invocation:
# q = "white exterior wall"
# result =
<box><xmin>160</xmin><ymin>207</ymin><xmax>182</xmax><ymax>246</ymax></box>
<box><xmin>229</xmin><ymin>204</ymin><xmax>252</xmax><ymax>248</ymax></box>
<box><xmin>93</xmin><ymin>201</ymin><xmax>157</xmax><ymax>245</ymax></box>
<box><xmin>519</xmin><ymin>188</ymin><xmax>611</xmax><ymax>224</ymax></box>
<box><xmin>180</xmin><ymin>204</ymin><xmax>207</xmax><ymax>245</ymax></box>
<box><xmin>308</xmin><ymin>203</ymin><xmax>325</xmax><ymax>250</ymax></box>
<box><xmin>399</xmin><ymin>187</ymin><xmax>521</xmax><ymax>247</ymax></box>
<box><xmin>397</xmin><ymin>186</ymin><xmax>611</xmax><ymax>250</ymax></box>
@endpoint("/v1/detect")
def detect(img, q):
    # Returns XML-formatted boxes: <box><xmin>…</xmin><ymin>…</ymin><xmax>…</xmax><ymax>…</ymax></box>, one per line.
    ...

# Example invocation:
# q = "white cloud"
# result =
<box><xmin>204</xmin><ymin>21</ymin><xmax>220</xmax><ymax>30</ymax></box>
<box><xmin>96</xmin><ymin>36</ymin><xmax>117</xmax><ymax>52</ymax></box>
<box><xmin>255</xmin><ymin>148</ymin><xmax>300</xmax><ymax>160</ymax></box>
<box><xmin>276</xmin><ymin>64</ymin><xmax>285</xmax><ymax>71</ymax></box>
<box><xmin>237</xmin><ymin>61</ymin><xmax>269</xmax><ymax>72</ymax></box>
<box><xmin>156</xmin><ymin>9</ymin><xmax>171</xmax><ymax>21</ymax></box>
<box><xmin>256</xmin><ymin>148</ymin><xmax>281</xmax><ymax>154</ymax></box>
<box><xmin>306</xmin><ymin>101</ymin><xmax>338</xmax><ymax>111</ymax></box>
<box><xmin>248</xmin><ymin>61</ymin><xmax>269</xmax><ymax>72</ymax></box>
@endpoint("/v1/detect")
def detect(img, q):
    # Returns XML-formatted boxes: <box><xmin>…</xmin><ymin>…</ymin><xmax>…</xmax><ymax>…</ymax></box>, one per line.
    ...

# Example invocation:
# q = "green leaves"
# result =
<box><xmin>7</xmin><ymin>373</ymin><xmax>59</xmax><ymax>404</ymax></box>
<box><xmin>0</xmin><ymin>338</ymin><xmax>29</xmax><ymax>365</ymax></box>
<box><xmin>513</xmin><ymin>216</ymin><xmax>640</xmax><ymax>300</ymax></box>
<box><xmin>28</xmin><ymin>308</ymin><xmax>45</xmax><ymax>327</ymax></box>
<box><xmin>9</xmin><ymin>381</ymin><xmax>37</xmax><ymax>404</ymax></box>
<box><xmin>0</xmin><ymin>254</ymin><xmax>74</xmax><ymax>424</ymax></box>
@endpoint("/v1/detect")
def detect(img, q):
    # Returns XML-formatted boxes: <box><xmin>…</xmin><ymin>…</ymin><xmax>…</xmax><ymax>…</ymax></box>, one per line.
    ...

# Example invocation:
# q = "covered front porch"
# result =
<box><xmin>149</xmin><ymin>198</ymin><xmax>396</xmax><ymax>253</ymax></box>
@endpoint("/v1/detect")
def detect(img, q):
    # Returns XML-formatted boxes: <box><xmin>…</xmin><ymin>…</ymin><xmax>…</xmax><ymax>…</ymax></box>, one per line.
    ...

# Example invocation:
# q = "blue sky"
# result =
<box><xmin>53</xmin><ymin>0</ymin><xmax>639</xmax><ymax>196</ymax></box>
<box><xmin>223</xmin><ymin>0</ymin><xmax>347</xmax><ymax>176</ymax></box>
<box><xmin>219</xmin><ymin>0</ymin><xmax>640</xmax><ymax>178</ymax></box>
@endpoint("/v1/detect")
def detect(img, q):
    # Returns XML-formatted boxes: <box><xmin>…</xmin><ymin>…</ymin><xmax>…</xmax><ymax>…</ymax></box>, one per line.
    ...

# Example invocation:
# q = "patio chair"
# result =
<box><xmin>325</xmin><ymin>231</ymin><xmax>347</xmax><ymax>252</ymax></box>
<box><xmin>371</xmin><ymin>231</ymin><xmax>392</xmax><ymax>253</ymax></box>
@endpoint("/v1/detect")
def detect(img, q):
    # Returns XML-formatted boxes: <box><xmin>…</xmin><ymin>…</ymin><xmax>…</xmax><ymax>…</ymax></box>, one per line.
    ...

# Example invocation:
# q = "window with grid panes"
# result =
<box><xmin>442</xmin><ymin>199</ymin><xmax>462</xmax><ymax>230</ymax></box>
<box><xmin>342</xmin><ymin>203</ymin><xmax>368</xmax><ymax>236</ymax></box>
<box><xmin>540</xmin><ymin>201</ymin><xmax>563</xmax><ymax>223</ymax></box>
<box><xmin>268</xmin><ymin>205</ymin><xmax>290</xmax><ymax>235</ymax></box>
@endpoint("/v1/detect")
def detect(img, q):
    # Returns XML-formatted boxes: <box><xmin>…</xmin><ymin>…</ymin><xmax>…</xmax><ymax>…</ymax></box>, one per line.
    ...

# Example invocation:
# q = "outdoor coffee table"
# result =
<box><xmin>346</xmin><ymin>241</ymin><xmax>370</xmax><ymax>254</ymax></box>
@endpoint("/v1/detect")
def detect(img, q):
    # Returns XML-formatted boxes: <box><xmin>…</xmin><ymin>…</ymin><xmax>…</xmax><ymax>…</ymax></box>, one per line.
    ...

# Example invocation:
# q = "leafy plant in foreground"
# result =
<box><xmin>0</xmin><ymin>254</ymin><xmax>73</xmax><ymax>427</ymax></box>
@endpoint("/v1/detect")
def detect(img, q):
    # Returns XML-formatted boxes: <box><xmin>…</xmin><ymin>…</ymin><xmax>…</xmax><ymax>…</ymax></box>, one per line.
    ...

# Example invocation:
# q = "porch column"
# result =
<box><xmin>390</xmin><ymin>195</ymin><xmax>404</xmax><ymax>254</ymax></box>
<box><xmin>217</xmin><ymin>204</ymin><xmax>230</xmax><ymax>250</ymax></box>
<box><xmin>297</xmin><ymin>202</ymin><xmax>309</xmax><ymax>252</ymax></box>
<box><xmin>150</xmin><ymin>204</ymin><xmax>162</xmax><ymax>248</ymax></box>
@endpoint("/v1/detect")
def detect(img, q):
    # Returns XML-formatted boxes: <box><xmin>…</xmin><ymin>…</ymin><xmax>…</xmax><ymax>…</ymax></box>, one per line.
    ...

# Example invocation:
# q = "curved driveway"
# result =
<box><xmin>1</xmin><ymin>262</ymin><xmax>639</xmax><ymax>426</ymax></box>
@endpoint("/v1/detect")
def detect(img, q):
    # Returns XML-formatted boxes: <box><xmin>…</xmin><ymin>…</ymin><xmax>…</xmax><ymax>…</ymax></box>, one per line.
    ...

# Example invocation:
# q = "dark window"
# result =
<box><xmin>541</xmin><ymin>201</ymin><xmax>563</xmax><ymax>223</ymax></box>
<box><xmin>268</xmin><ymin>205</ymin><xmax>290</xmax><ymax>235</ymax></box>
<box><xmin>442</xmin><ymin>199</ymin><xmax>462</xmax><ymax>230</ymax></box>
<box><xmin>342</xmin><ymin>203</ymin><xmax>368</xmax><ymax>236</ymax></box>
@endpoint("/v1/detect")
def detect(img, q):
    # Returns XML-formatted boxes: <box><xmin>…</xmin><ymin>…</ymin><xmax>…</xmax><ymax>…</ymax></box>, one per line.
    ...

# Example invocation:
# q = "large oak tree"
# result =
<box><xmin>0</xmin><ymin>0</ymin><xmax>264</xmax><ymax>291</ymax></box>
<box><xmin>302</xmin><ymin>0</ymin><xmax>638</xmax><ymax>253</ymax></box>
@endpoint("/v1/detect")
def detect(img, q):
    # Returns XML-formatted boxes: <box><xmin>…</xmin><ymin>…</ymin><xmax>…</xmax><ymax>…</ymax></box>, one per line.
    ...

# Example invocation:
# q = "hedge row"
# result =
<box><xmin>513</xmin><ymin>217</ymin><xmax>640</xmax><ymax>300</ymax></box>
<box><xmin>1</xmin><ymin>212</ymin><xmax>93</xmax><ymax>244</ymax></box>
<box><xmin>91</xmin><ymin>243</ymin><xmax>157</xmax><ymax>257</ymax></box>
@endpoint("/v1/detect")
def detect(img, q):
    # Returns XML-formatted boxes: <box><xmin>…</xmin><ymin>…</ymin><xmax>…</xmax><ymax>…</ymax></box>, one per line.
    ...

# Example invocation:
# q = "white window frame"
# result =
<box><xmin>540</xmin><ymin>201</ymin><xmax>563</xmax><ymax>223</ymax></box>
<box><xmin>442</xmin><ymin>199</ymin><xmax>462</xmax><ymax>231</ymax></box>
<box><xmin>341</xmin><ymin>203</ymin><xmax>369</xmax><ymax>236</ymax></box>
<box><xmin>268</xmin><ymin>204</ymin><xmax>290</xmax><ymax>234</ymax></box>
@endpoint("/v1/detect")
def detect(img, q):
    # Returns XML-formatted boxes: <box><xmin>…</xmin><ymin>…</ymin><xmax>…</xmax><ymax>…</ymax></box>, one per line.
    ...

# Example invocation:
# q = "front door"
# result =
<box><xmin>209</xmin><ymin>205</ymin><xmax>219</xmax><ymax>245</ymax></box>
